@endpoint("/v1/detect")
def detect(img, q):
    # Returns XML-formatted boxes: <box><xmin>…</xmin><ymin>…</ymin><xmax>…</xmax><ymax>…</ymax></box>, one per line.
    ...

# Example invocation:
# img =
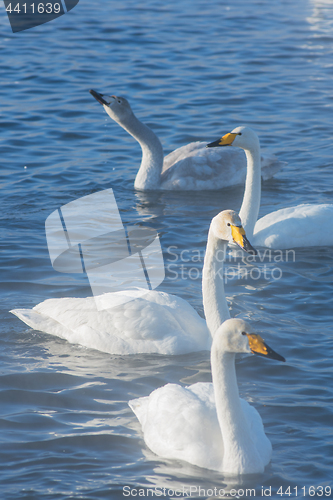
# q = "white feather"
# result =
<box><xmin>129</xmin><ymin>319</ymin><xmax>278</xmax><ymax>474</ymax></box>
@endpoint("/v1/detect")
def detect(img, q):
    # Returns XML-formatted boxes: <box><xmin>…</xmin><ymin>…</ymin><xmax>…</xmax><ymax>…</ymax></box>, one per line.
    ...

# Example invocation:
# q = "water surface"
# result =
<box><xmin>1</xmin><ymin>0</ymin><xmax>333</xmax><ymax>498</ymax></box>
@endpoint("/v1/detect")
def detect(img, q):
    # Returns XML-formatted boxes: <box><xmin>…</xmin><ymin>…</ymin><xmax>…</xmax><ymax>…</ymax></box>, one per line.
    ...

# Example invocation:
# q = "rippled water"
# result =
<box><xmin>1</xmin><ymin>0</ymin><xmax>333</xmax><ymax>498</ymax></box>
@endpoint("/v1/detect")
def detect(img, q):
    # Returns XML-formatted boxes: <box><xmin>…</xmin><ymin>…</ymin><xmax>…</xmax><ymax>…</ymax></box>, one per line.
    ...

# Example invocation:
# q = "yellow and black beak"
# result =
<box><xmin>246</xmin><ymin>333</ymin><xmax>285</xmax><ymax>362</ymax></box>
<box><xmin>89</xmin><ymin>89</ymin><xmax>112</xmax><ymax>107</ymax></box>
<box><xmin>206</xmin><ymin>132</ymin><xmax>239</xmax><ymax>148</ymax></box>
<box><xmin>230</xmin><ymin>225</ymin><xmax>257</xmax><ymax>255</ymax></box>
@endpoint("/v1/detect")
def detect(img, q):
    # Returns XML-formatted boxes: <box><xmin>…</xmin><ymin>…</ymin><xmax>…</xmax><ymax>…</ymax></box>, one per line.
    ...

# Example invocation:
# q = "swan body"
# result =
<box><xmin>89</xmin><ymin>90</ymin><xmax>285</xmax><ymax>191</ymax></box>
<box><xmin>129</xmin><ymin>318</ymin><xmax>285</xmax><ymax>475</ymax></box>
<box><xmin>253</xmin><ymin>203</ymin><xmax>333</xmax><ymax>249</ymax></box>
<box><xmin>11</xmin><ymin>211</ymin><xmax>255</xmax><ymax>355</ymax></box>
<box><xmin>207</xmin><ymin>126</ymin><xmax>333</xmax><ymax>249</ymax></box>
<box><xmin>11</xmin><ymin>291</ymin><xmax>209</xmax><ymax>356</ymax></box>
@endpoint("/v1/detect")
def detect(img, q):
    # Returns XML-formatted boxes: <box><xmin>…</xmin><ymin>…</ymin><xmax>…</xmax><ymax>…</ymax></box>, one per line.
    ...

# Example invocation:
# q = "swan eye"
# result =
<box><xmin>118</xmin><ymin>100</ymin><xmax>121</xmax><ymax>104</ymax></box>
<box><xmin>241</xmin><ymin>331</ymin><xmax>247</xmax><ymax>336</ymax></box>
<box><xmin>238</xmin><ymin>132</ymin><xmax>242</xmax><ymax>136</ymax></box>
<box><xmin>227</xmin><ymin>223</ymin><xmax>231</xmax><ymax>226</ymax></box>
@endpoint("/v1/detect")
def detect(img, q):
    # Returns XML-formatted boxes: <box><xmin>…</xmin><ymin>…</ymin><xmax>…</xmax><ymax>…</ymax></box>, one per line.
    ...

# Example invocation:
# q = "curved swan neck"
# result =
<box><xmin>211</xmin><ymin>349</ymin><xmax>260</xmax><ymax>473</ymax></box>
<box><xmin>202</xmin><ymin>230</ymin><xmax>230</xmax><ymax>336</ymax></box>
<box><xmin>117</xmin><ymin>112</ymin><xmax>164</xmax><ymax>191</ymax></box>
<box><xmin>239</xmin><ymin>145</ymin><xmax>261</xmax><ymax>238</ymax></box>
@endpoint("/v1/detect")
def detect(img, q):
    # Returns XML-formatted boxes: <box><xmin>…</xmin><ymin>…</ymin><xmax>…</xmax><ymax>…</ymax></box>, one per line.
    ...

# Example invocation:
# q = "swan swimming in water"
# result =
<box><xmin>129</xmin><ymin>318</ymin><xmax>285</xmax><ymax>475</ymax></box>
<box><xmin>89</xmin><ymin>90</ymin><xmax>285</xmax><ymax>191</ymax></box>
<box><xmin>10</xmin><ymin>210</ymin><xmax>255</xmax><ymax>355</ymax></box>
<box><xmin>207</xmin><ymin>126</ymin><xmax>333</xmax><ymax>249</ymax></box>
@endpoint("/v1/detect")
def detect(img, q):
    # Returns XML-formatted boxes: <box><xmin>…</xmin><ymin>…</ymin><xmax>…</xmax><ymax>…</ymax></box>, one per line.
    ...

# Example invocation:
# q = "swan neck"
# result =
<box><xmin>202</xmin><ymin>230</ymin><xmax>230</xmax><ymax>337</ymax></box>
<box><xmin>119</xmin><ymin>113</ymin><xmax>164</xmax><ymax>190</ymax></box>
<box><xmin>239</xmin><ymin>145</ymin><xmax>261</xmax><ymax>238</ymax></box>
<box><xmin>211</xmin><ymin>349</ymin><xmax>259</xmax><ymax>473</ymax></box>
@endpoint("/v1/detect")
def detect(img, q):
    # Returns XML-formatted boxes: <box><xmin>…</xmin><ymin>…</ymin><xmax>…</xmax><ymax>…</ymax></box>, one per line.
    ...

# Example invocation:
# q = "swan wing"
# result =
<box><xmin>254</xmin><ymin>203</ymin><xmax>333</xmax><ymax>249</ymax></box>
<box><xmin>239</xmin><ymin>398</ymin><xmax>272</xmax><ymax>466</ymax></box>
<box><xmin>162</xmin><ymin>142</ymin><xmax>208</xmax><ymax>172</ymax></box>
<box><xmin>10</xmin><ymin>291</ymin><xmax>210</xmax><ymax>355</ymax></box>
<box><xmin>129</xmin><ymin>384</ymin><xmax>272</xmax><ymax>471</ymax></box>
<box><xmin>161</xmin><ymin>143</ymin><xmax>284</xmax><ymax>190</ymax></box>
<box><xmin>260</xmin><ymin>154</ymin><xmax>287</xmax><ymax>181</ymax></box>
<box><xmin>129</xmin><ymin>382</ymin><xmax>223</xmax><ymax>471</ymax></box>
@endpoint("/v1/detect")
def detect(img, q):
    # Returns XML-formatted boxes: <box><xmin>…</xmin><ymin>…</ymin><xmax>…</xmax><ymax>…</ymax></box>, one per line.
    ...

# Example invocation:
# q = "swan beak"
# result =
<box><xmin>206</xmin><ymin>132</ymin><xmax>238</xmax><ymax>148</ymax></box>
<box><xmin>247</xmin><ymin>333</ymin><xmax>286</xmax><ymax>362</ymax></box>
<box><xmin>89</xmin><ymin>89</ymin><xmax>115</xmax><ymax>107</ymax></box>
<box><xmin>230</xmin><ymin>225</ymin><xmax>257</xmax><ymax>255</ymax></box>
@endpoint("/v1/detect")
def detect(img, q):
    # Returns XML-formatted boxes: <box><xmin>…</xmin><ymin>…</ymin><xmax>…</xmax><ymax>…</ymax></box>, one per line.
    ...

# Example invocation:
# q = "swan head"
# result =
<box><xmin>206</xmin><ymin>126</ymin><xmax>260</xmax><ymax>152</ymax></box>
<box><xmin>214</xmin><ymin>318</ymin><xmax>285</xmax><ymax>361</ymax></box>
<box><xmin>89</xmin><ymin>89</ymin><xmax>134</xmax><ymax>124</ymax></box>
<box><xmin>210</xmin><ymin>210</ymin><xmax>257</xmax><ymax>254</ymax></box>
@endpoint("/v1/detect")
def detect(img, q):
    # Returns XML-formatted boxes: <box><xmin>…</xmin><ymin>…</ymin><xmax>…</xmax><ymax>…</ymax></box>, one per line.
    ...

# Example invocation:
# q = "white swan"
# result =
<box><xmin>129</xmin><ymin>318</ymin><xmax>285</xmax><ymax>475</ymax></box>
<box><xmin>207</xmin><ymin>126</ymin><xmax>333</xmax><ymax>249</ymax></box>
<box><xmin>10</xmin><ymin>210</ymin><xmax>255</xmax><ymax>355</ymax></box>
<box><xmin>89</xmin><ymin>90</ymin><xmax>285</xmax><ymax>191</ymax></box>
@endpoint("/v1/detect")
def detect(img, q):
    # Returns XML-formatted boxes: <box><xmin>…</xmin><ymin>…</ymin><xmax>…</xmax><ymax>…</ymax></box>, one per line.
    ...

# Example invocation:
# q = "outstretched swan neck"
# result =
<box><xmin>211</xmin><ymin>348</ymin><xmax>262</xmax><ymax>474</ymax></box>
<box><xmin>202</xmin><ymin>231</ymin><xmax>230</xmax><ymax>336</ymax></box>
<box><xmin>89</xmin><ymin>91</ymin><xmax>164</xmax><ymax>190</ymax></box>
<box><xmin>239</xmin><ymin>144</ymin><xmax>261</xmax><ymax>239</ymax></box>
<box><xmin>118</xmin><ymin>112</ymin><xmax>164</xmax><ymax>191</ymax></box>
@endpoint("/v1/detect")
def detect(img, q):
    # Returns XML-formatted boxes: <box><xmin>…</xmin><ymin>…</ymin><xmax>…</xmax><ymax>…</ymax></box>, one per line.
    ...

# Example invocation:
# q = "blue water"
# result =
<box><xmin>1</xmin><ymin>0</ymin><xmax>333</xmax><ymax>498</ymax></box>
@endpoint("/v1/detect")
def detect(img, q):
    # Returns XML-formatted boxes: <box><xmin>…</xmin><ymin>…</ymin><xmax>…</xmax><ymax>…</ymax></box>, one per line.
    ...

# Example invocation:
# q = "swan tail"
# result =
<box><xmin>10</xmin><ymin>308</ymin><xmax>70</xmax><ymax>339</ymax></box>
<box><xmin>129</xmin><ymin>396</ymin><xmax>150</xmax><ymax>426</ymax></box>
<box><xmin>261</xmin><ymin>155</ymin><xmax>287</xmax><ymax>181</ymax></box>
